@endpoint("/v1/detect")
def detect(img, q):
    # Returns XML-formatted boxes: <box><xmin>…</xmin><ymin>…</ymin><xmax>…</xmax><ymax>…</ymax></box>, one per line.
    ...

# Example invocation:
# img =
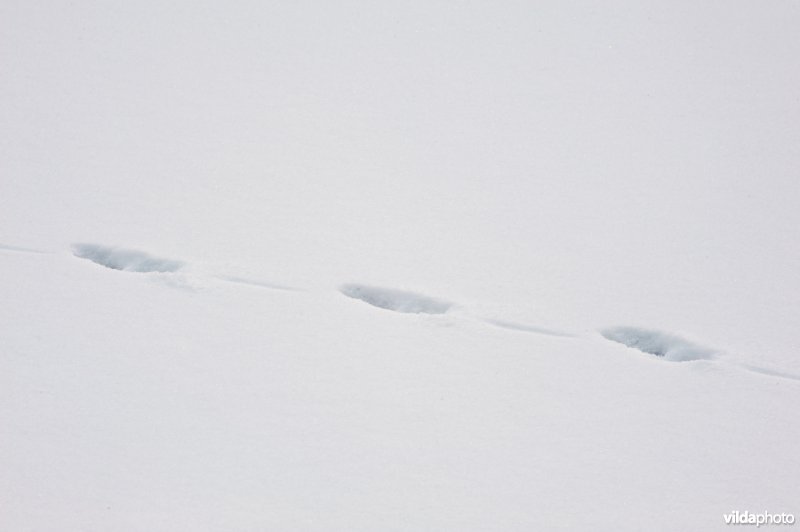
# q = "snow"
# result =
<box><xmin>339</xmin><ymin>283</ymin><xmax>453</xmax><ymax>314</ymax></box>
<box><xmin>72</xmin><ymin>243</ymin><xmax>186</xmax><ymax>273</ymax></box>
<box><xmin>2</xmin><ymin>1</ymin><xmax>799</xmax><ymax>531</ymax></box>
<box><xmin>600</xmin><ymin>326</ymin><xmax>716</xmax><ymax>362</ymax></box>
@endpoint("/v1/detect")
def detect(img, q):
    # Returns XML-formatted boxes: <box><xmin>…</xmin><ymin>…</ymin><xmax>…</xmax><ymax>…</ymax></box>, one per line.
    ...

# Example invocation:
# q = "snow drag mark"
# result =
<box><xmin>215</xmin><ymin>275</ymin><xmax>299</xmax><ymax>292</ymax></box>
<box><xmin>339</xmin><ymin>283</ymin><xmax>452</xmax><ymax>314</ymax></box>
<box><xmin>484</xmin><ymin>319</ymin><xmax>574</xmax><ymax>338</ymax></box>
<box><xmin>71</xmin><ymin>244</ymin><xmax>184</xmax><ymax>273</ymax></box>
<box><xmin>741</xmin><ymin>365</ymin><xmax>800</xmax><ymax>382</ymax></box>
<box><xmin>0</xmin><ymin>243</ymin><xmax>48</xmax><ymax>254</ymax></box>
<box><xmin>600</xmin><ymin>326</ymin><xmax>715</xmax><ymax>362</ymax></box>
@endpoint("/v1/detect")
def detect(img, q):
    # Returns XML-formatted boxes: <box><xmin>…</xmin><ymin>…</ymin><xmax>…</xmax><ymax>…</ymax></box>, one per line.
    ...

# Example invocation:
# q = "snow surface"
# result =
<box><xmin>72</xmin><ymin>243</ymin><xmax>186</xmax><ymax>273</ymax></box>
<box><xmin>2</xmin><ymin>1</ymin><xmax>799</xmax><ymax>531</ymax></box>
<box><xmin>340</xmin><ymin>283</ymin><xmax>453</xmax><ymax>314</ymax></box>
<box><xmin>600</xmin><ymin>326</ymin><xmax>716</xmax><ymax>362</ymax></box>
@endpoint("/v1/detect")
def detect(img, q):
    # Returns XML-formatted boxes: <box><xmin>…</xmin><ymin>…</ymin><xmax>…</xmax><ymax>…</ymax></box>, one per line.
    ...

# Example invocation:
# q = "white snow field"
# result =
<box><xmin>2</xmin><ymin>2</ymin><xmax>799</xmax><ymax>531</ymax></box>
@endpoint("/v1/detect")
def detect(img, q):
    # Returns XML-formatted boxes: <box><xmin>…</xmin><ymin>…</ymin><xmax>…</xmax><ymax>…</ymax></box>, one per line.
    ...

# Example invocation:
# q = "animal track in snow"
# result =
<box><xmin>72</xmin><ymin>244</ymin><xmax>185</xmax><ymax>273</ymax></box>
<box><xmin>600</xmin><ymin>326</ymin><xmax>715</xmax><ymax>362</ymax></box>
<box><xmin>339</xmin><ymin>283</ymin><xmax>452</xmax><ymax>314</ymax></box>
<box><xmin>37</xmin><ymin>244</ymin><xmax>800</xmax><ymax>380</ymax></box>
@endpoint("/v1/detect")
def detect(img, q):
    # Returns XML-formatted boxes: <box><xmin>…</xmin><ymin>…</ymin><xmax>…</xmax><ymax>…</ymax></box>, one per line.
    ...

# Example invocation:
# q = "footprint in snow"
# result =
<box><xmin>600</xmin><ymin>326</ymin><xmax>800</xmax><ymax>382</ymax></box>
<box><xmin>339</xmin><ymin>283</ymin><xmax>452</xmax><ymax>314</ymax></box>
<box><xmin>71</xmin><ymin>243</ymin><xmax>185</xmax><ymax>273</ymax></box>
<box><xmin>338</xmin><ymin>283</ymin><xmax>575</xmax><ymax>339</ymax></box>
<box><xmin>600</xmin><ymin>326</ymin><xmax>715</xmax><ymax>362</ymax></box>
<box><xmin>71</xmin><ymin>243</ymin><xmax>298</xmax><ymax>292</ymax></box>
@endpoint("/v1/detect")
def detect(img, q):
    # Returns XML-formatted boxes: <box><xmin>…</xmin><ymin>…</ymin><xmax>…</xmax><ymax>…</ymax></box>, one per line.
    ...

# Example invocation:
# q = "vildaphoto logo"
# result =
<box><xmin>724</xmin><ymin>511</ymin><xmax>795</xmax><ymax>527</ymax></box>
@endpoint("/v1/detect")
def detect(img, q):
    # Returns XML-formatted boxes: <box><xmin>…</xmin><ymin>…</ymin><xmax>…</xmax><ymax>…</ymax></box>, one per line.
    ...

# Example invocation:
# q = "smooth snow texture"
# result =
<box><xmin>3</xmin><ymin>1</ymin><xmax>800</xmax><ymax>530</ymax></box>
<box><xmin>72</xmin><ymin>243</ymin><xmax>184</xmax><ymax>273</ymax></box>
<box><xmin>601</xmin><ymin>326</ymin><xmax>716</xmax><ymax>362</ymax></box>
<box><xmin>339</xmin><ymin>283</ymin><xmax>452</xmax><ymax>314</ymax></box>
